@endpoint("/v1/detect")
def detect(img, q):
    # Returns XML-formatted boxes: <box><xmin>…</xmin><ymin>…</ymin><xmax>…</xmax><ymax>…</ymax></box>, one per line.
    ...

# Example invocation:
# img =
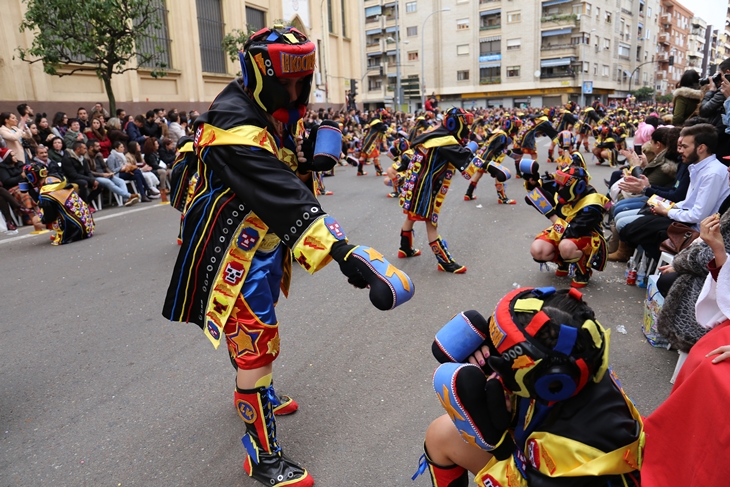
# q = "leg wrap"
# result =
<box><xmin>412</xmin><ymin>445</ymin><xmax>468</xmax><ymax>487</ymax></box>
<box><xmin>374</xmin><ymin>158</ymin><xmax>383</xmax><ymax>175</ymax></box>
<box><xmin>464</xmin><ymin>182</ymin><xmax>477</xmax><ymax>200</ymax></box>
<box><xmin>563</xmin><ymin>252</ymin><xmax>592</xmax><ymax>288</ymax></box>
<box><xmin>235</xmin><ymin>375</ymin><xmax>313</xmax><ymax>486</ymax></box>
<box><xmin>495</xmin><ymin>182</ymin><xmax>515</xmax><ymax>205</ymax></box>
<box><xmin>398</xmin><ymin>229</ymin><xmax>421</xmax><ymax>258</ymax></box>
<box><xmin>430</xmin><ymin>237</ymin><xmax>466</xmax><ymax>274</ymax></box>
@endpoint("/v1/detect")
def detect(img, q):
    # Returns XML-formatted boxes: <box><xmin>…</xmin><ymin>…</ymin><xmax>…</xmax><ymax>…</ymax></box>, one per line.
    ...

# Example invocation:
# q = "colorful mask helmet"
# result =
<box><xmin>570</xmin><ymin>152</ymin><xmax>588</xmax><ymax>171</ymax></box>
<box><xmin>442</xmin><ymin>107</ymin><xmax>474</xmax><ymax>144</ymax></box>
<box><xmin>389</xmin><ymin>137</ymin><xmax>410</xmax><ymax>158</ymax></box>
<box><xmin>23</xmin><ymin>162</ymin><xmax>48</xmax><ymax>189</ymax></box>
<box><xmin>555</xmin><ymin>165</ymin><xmax>590</xmax><ymax>204</ymax></box>
<box><xmin>487</xmin><ymin>287</ymin><xmax>610</xmax><ymax>403</ymax></box>
<box><xmin>239</xmin><ymin>26</ymin><xmax>315</xmax><ymax>124</ymax></box>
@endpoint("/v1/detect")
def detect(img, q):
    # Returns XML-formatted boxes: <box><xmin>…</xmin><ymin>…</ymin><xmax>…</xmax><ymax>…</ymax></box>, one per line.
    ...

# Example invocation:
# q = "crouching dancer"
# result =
<box><xmin>162</xmin><ymin>26</ymin><xmax>414</xmax><ymax>487</ymax></box>
<box><xmin>414</xmin><ymin>286</ymin><xmax>643</xmax><ymax>487</ymax></box>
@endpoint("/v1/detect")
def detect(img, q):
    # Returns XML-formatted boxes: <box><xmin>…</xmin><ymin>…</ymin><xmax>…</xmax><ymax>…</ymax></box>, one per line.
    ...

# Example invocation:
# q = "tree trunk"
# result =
<box><xmin>102</xmin><ymin>74</ymin><xmax>116</xmax><ymax>115</ymax></box>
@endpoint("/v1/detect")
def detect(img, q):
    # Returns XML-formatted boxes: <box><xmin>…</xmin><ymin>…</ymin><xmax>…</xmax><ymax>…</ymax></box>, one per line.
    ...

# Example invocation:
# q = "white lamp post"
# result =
<box><xmin>580</xmin><ymin>28</ymin><xmax>596</xmax><ymax>107</ymax></box>
<box><xmin>420</xmin><ymin>8</ymin><xmax>450</xmax><ymax>111</ymax></box>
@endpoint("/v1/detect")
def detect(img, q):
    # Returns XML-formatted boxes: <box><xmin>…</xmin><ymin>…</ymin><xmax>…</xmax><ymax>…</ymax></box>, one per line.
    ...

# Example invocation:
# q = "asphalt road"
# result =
<box><xmin>0</xmin><ymin>138</ymin><xmax>678</xmax><ymax>487</ymax></box>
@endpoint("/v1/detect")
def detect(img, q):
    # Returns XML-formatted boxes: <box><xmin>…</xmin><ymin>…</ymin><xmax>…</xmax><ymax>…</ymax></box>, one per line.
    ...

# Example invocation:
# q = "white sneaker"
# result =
<box><xmin>148</xmin><ymin>192</ymin><xmax>161</xmax><ymax>199</ymax></box>
<box><xmin>149</xmin><ymin>187</ymin><xmax>160</xmax><ymax>195</ymax></box>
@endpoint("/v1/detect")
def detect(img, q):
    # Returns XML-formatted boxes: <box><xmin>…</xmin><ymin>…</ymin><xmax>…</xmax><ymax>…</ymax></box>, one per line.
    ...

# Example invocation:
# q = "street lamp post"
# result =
<box><xmin>580</xmin><ymin>28</ymin><xmax>596</xmax><ymax>107</ymax></box>
<box><xmin>420</xmin><ymin>7</ymin><xmax>450</xmax><ymax>111</ymax></box>
<box><xmin>395</xmin><ymin>0</ymin><xmax>401</xmax><ymax>110</ymax></box>
<box><xmin>320</xmin><ymin>0</ymin><xmax>329</xmax><ymax>104</ymax></box>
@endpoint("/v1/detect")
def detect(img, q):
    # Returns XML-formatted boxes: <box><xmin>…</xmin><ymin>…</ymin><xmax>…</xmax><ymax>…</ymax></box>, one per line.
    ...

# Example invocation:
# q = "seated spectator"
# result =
<box><xmin>106</xmin><ymin>117</ymin><xmax>130</xmax><ymax>149</ymax></box>
<box><xmin>620</xmin><ymin>124</ymin><xmax>730</xmax><ymax>261</ymax></box>
<box><xmin>47</xmin><ymin>136</ymin><xmax>68</xmax><ymax>175</ymax></box>
<box><xmin>85</xmin><ymin>140</ymin><xmax>139</xmax><ymax>207</ymax></box>
<box><xmin>37</xmin><ymin>116</ymin><xmax>54</xmax><ymax>144</ymax></box>
<box><xmin>61</xmin><ymin>141</ymin><xmax>99</xmax><ymax>208</ymax></box>
<box><xmin>632</xmin><ymin>114</ymin><xmax>659</xmax><ymax>154</ymax></box>
<box><xmin>141</xmin><ymin>110</ymin><xmax>162</xmax><ymax>139</ymax></box>
<box><xmin>108</xmin><ymin>140</ymin><xmax>152</xmax><ymax>203</ymax></box>
<box><xmin>125</xmin><ymin>115</ymin><xmax>147</xmax><ymax>145</ymax></box>
<box><xmin>24</xmin><ymin>163</ymin><xmax>94</xmax><ymax>245</ymax></box>
<box><xmin>63</xmin><ymin>119</ymin><xmax>88</xmax><ymax>150</ymax></box>
<box><xmin>167</xmin><ymin>111</ymin><xmax>185</xmax><ymax>144</ymax></box>
<box><xmin>77</xmin><ymin>107</ymin><xmax>89</xmax><ymax>132</ymax></box>
<box><xmin>115</xmin><ymin>108</ymin><xmax>126</xmax><ymax>121</ymax></box>
<box><xmin>641</xmin><ymin>216</ymin><xmax>730</xmax><ymax>487</ymax></box>
<box><xmin>51</xmin><ymin>112</ymin><xmax>68</xmax><ymax>138</ymax></box>
<box><xmin>32</xmin><ymin>144</ymin><xmax>63</xmax><ymax>178</ymax></box>
<box><xmin>158</xmin><ymin>137</ymin><xmax>176</xmax><ymax>167</ymax></box>
<box><xmin>0</xmin><ymin>181</ymin><xmax>26</xmax><ymax>233</ymax></box>
<box><xmin>0</xmin><ymin>148</ymin><xmax>41</xmax><ymax>228</ymax></box>
<box><xmin>142</xmin><ymin>137</ymin><xmax>168</xmax><ymax>202</ymax></box>
<box><xmin>126</xmin><ymin>141</ymin><xmax>160</xmax><ymax>199</ymax></box>
<box><xmin>85</xmin><ymin>116</ymin><xmax>111</xmax><ymax>158</ymax></box>
<box><xmin>0</xmin><ymin>111</ymin><xmax>32</xmax><ymax>162</ymax></box>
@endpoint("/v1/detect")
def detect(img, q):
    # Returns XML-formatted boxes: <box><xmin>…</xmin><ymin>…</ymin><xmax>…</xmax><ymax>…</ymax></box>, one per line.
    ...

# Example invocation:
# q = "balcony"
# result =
<box><xmin>480</xmin><ymin>23</ymin><xmax>501</xmax><ymax>31</ymax></box>
<box><xmin>658</xmin><ymin>32</ymin><xmax>669</xmax><ymax>44</ymax></box>
<box><xmin>540</xmin><ymin>43</ymin><xmax>578</xmax><ymax>58</ymax></box>
<box><xmin>480</xmin><ymin>77</ymin><xmax>501</xmax><ymax>85</ymax></box>
<box><xmin>657</xmin><ymin>51</ymin><xmax>669</xmax><ymax>62</ymax></box>
<box><xmin>540</xmin><ymin>13</ymin><xmax>579</xmax><ymax>28</ymax></box>
<box><xmin>656</xmin><ymin>70</ymin><xmax>667</xmax><ymax>79</ymax></box>
<box><xmin>660</xmin><ymin>13</ymin><xmax>671</xmax><ymax>25</ymax></box>
<box><xmin>540</xmin><ymin>71</ymin><xmax>576</xmax><ymax>79</ymax></box>
<box><xmin>366</xmin><ymin>43</ymin><xmax>382</xmax><ymax>53</ymax></box>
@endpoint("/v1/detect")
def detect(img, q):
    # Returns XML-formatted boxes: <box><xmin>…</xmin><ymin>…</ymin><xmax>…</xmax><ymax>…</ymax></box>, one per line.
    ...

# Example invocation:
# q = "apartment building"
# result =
<box><xmin>687</xmin><ymin>17</ymin><xmax>706</xmax><ymax>76</ymax></box>
<box><xmin>361</xmin><ymin>0</ymin><xmax>663</xmax><ymax>110</ymax></box>
<box><xmin>0</xmin><ymin>0</ymin><xmax>361</xmax><ymax>113</ymax></box>
<box><xmin>654</xmin><ymin>0</ymin><xmax>693</xmax><ymax>95</ymax></box>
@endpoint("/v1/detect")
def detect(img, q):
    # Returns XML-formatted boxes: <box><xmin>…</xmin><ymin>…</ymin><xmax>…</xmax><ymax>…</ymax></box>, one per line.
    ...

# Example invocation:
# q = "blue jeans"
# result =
<box><xmin>96</xmin><ymin>176</ymin><xmax>131</xmax><ymax>200</ymax></box>
<box><xmin>616</xmin><ymin>208</ymin><xmax>643</xmax><ymax>231</ymax></box>
<box><xmin>614</xmin><ymin>196</ymin><xmax>648</xmax><ymax>216</ymax></box>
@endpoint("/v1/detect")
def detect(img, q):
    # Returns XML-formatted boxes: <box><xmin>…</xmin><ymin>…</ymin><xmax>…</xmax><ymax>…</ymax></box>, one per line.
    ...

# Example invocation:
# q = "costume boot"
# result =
<box><xmin>235</xmin><ymin>375</ymin><xmax>313</xmax><ymax>487</ymax></box>
<box><xmin>607</xmin><ymin>221</ymin><xmax>620</xmax><ymax>254</ymax></box>
<box><xmin>374</xmin><ymin>159</ymin><xmax>383</xmax><ymax>176</ymax></box>
<box><xmin>398</xmin><ymin>229</ymin><xmax>422</xmax><ymax>258</ymax></box>
<box><xmin>495</xmin><ymin>182</ymin><xmax>516</xmax><ymax>205</ymax></box>
<box><xmin>271</xmin><ymin>381</ymin><xmax>298</xmax><ymax>416</ymax></box>
<box><xmin>608</xmin><ymin>241</ymin><xmax>633</xmax><ymax>262</ymax></box>
<box><xmin>554</xmin><ymin>258</ymin><xmax>570</xmax><ymax>277</ymax></box>
<box><xmin>564</xmin><ymin>253</ymin><xmax>592</xmax><ymax>288</ymax></box>
<box><xmin>430</xmin><ymin>236</ymin><xmax>466</xmax><ymax>274</ymax></box>
<box><xmin>412</xmin><ymin>444</ymin><xmax>468</xmax><ymax>487</ymax></box>
<box><xmin>357</xmin><ymin>157</ymin><xmax>367</xmax><ymax>176</ymax></box>
<box><xmin>464</xmin><ymin>182</ymin><xmax>477</xmax><ymax>201</ymax></box>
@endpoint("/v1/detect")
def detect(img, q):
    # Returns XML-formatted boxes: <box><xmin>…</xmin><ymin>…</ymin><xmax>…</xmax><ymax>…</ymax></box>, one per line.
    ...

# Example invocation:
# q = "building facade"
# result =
<box><xmin>0</xmin><ymin>0</ymin><xmax>361</xmax><ymax>114</ymax></box>
<box><xmin>654</xmin><ymin>0</ymin><xmax>693</xmax><ymax>95</ymax></box>
<box><xmin>360</xmin><ymin>0</ymin><xmax>666</xmax><ymax>111</ymax></box>
<box><xmin>687</xmin><ymin>17</ymin><xmax>707</xmax><ymax>76</ymax></box>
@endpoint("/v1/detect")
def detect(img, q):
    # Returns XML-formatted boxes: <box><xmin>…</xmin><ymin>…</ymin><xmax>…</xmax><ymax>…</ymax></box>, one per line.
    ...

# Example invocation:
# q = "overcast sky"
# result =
<box><xmin>686</xmin><ymin>0</ymin><xmax>727</xmax><ymax>31</ymax></box>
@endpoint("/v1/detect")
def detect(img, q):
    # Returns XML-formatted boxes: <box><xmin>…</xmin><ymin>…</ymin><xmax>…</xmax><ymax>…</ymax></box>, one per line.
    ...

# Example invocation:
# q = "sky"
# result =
<box><xmin>685</xmin><ymin>0</ymin><xmax>727</xmax><ymax>31</ymax></box>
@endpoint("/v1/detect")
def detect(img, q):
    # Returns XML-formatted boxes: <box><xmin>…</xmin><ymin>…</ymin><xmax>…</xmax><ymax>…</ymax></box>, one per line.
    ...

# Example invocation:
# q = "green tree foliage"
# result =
<box><xmin>222</xmin><ymin>20</ymin><xmax>291</xmax><ymax>64</ymax></box>
<box><xmin>631</xmin><ymin>86</ymin><xmax>655</xmax><ymax>102</ymax></box>
<box><xmin>17</xmin><ymin>0</ymin><xmax>170</xmax><ymax>113</ymax></box>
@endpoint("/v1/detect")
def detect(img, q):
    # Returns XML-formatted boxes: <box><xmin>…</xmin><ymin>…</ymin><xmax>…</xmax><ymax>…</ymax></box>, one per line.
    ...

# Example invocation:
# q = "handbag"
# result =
<box><xmin>659</xmin><ymin>222</ymin><xmax>700</xmax><ymax>255</ymax></box>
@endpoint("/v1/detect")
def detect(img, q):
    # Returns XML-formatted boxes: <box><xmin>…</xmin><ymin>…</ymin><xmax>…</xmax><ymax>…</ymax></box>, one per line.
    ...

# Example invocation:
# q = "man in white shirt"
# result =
<box><xmin>621</xmin><ymin>123</ymin><xmax>730</xmax><ymax>260</ymax></box>
<box><xmin>167</xmin><ymin>111</ymin><xmax>185</xmax><ymax>144</ymax></box>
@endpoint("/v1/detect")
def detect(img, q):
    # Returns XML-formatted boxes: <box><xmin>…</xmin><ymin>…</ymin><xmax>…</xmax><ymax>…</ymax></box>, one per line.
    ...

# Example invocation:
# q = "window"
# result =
<box><xmin>406</xmin><ymin>2</ymin><xmax>417</xmax><ymax>13</ymax></box>
<box><xmin>368</xmin><ymin>77</ymin><xmax>382</xmax><ymax>91</ymax></box>
<box><xmin>507</xmin><ymin>11</ymin><xmax>521</xmax><ymax>23</ymax></box>
<box><xmin>480</xmin><ymin>66</ymin><xmax>500</xmax><ymax>83</ymax></box>
<box><xmin>606</xmin><ymin>11</ymin><xmax>611</xmax><ymax>23</ymax></box>
<box><xmin>136</xmin><ymin>0</ymin><xmax>172</xmax><ymax>69</ymax></box>
<box><xmin>457</xmin><ymin>70</ymin><xmax>470</xmax><ymax>80</ymax></box>
<box><xmin>585</xmin><ymin>3</ymin><xmax>591</xmax><ymax>16</ymax></box>
<box><xmin>604</xmin><ymin>38</ymin><xmax>610</xmax><ymax>49</ymax></box>
<box><xmin>618</xmin><ymin>43</ymin><xmax>630</xmax><ymax>58</ymax></box>
<box><xmin>457</xmin><ymin>18</ymin><xmax>470</xmax><ymax>30</ymax></box>
<box><xmin>245</xmin><ymin>6</ymin><xmax>266</xmax><ymax>33</ymax></box>
<box><xmin>408</xmin><ymin>51</ymin><xmax>419</xmax><ymax>61</ymax></box>
<box><xmin>602</xmin><ymin>64</ymin><xmax>609</xmax><ymax>76</ymax></box>
<box><xmin>196</xmin><ymin>0</ymin><xmax>226</xmax><ymax>73</ymax></box>
<box><xmin>506</xmin><ymin>38</ymin><xmax>521</xmax><ymax>50</ymax></box>
<box><xmin>327</xmin><ymin>0</ymin><xmax>334</xmax><ymax>33</ymax></box>
<box><xmin>341</xmin><ymin>0</ymin><xmax>347</xmax><ymax>37</ymax></box>
<box><xmin>593</xmin><ymin>63</ymin><xmax>598</xmax><ymax>74</ymax></box>
<box><xmin>457</xmin><ymin>44</ymin><xmax>470</xmax><ymax>55</ymax></box>
<box><xmin>583</xmin><ymin>61</ymin><xmax>589</xmax><ymax>73</ymax></box>
<box><xmin>647</xmin><ymin>7</ymin><xmax>652</xmax><ymax>17</ymax></box>
<box><xmin>480</xmin><ymin>39</ymin><xmax>500</xmax><ymax>54</ymax></box>
<box><xmin>480</xmin><ymin>13</ymin><xmax>500</xmax><ymax>29</ymax></box>
<box><xmin>407</xmin><ymin>26</ymin><xmax>418</xmax><ymax>36</ymax></box>
<box><xmin>507</xmin><ymin>66</ymin><xmax>520</xmax><ymax>77</ymax></box>
<box><xmin>595</xmin><ymin>7</ymin><xmax>600</xmax><ymax>21</ymax></box>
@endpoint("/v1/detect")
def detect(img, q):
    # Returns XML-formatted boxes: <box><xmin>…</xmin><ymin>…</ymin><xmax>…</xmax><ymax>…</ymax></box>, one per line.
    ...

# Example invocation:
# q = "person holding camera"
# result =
<box><xmin>699</xmin><ymin>58</ymin><xmax>730</xmax><ymax>160</ymax></box>
<box><xmin>0</xmin><ymin>112</ymin><xmax>32</xmax><ymax>163</ymax></box>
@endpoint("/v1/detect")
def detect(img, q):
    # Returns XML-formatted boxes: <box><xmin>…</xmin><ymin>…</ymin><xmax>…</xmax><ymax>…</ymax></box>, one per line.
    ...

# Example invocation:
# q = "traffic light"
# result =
<box><xmin>350</xmin><ymin>79</ymin><xmax>358</xmax><ymax>98</ymax></box>
<box><xmin>668</xmin><ymin>55</ymin><xmax>674</xmax><ymax>66</ymax></box>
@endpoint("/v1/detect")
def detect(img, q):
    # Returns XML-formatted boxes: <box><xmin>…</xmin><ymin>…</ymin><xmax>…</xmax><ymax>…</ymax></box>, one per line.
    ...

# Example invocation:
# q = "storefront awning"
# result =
<box><xmin>480</xmin><ymin>9</ymin><xmax>501</xmax><ymax>16</ymax></box>
<box><xmin>540</xmin><ymin>57</ymin><xmax>572</xmax><ymax>67</ymax></box>
<box><xmin>542</xmin><ymin>28</ymin><xmax>573</xmax><ymax>37</ymax></box>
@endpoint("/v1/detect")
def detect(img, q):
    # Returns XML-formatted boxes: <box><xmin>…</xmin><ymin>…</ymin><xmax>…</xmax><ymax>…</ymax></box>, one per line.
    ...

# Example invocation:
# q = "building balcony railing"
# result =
<box><xmin>657</xmin><ymin>51</ymin><xmax>669</xmax><ymax>61</ymax></box>
<box><xmin>540</xmin><ymin>71</ymin><xmax>576</xmax><ymax>79</ymax></box>
<box><xmin>480</xmin><ymin>23</ymin><xmax>501</xmax><ymax>31</ymax></box>
<box><xmin>366</xmin><ymin>43</ymin><xmax>382</xmax><ymax>52</ymax></box>
<box><xmin>480</xmin><ymin>0</ymin><xmax>500</xmax><ymax>4</ymax></box>
<box><xmin>480</xmin><ymin>77</ymin><xmax>501</xmax><ymax>85</ymax></box>
<box><xmin>659</xmin><ymin>32</ymin><xmax>669</xmax><ymax>44</ymax></box>
<box><xmin>656</xmin><ymin>70</ymin><xmax>667</xmax><ymax>79</ymax></box>
<box><xmin>540</xmin><ymin>14</ymin><xmax>579</xmax><ymax>28</ymax></box>
<box><xmin>660</xmin><ymin>13</ymin><xmax>671</xmax><ymax>25</ymax></box>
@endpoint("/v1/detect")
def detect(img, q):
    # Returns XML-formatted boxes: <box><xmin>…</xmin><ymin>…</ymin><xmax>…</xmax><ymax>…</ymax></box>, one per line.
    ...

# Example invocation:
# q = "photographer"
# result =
<box><xmin>699</xmin><ymin>58</ymin><xmax>730</xmax><ymax>160</ymax></box>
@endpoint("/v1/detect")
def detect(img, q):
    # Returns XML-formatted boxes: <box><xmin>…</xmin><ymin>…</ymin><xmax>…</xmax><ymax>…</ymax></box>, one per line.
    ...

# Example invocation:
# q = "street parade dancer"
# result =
<box><xmin>464</xmin><ymin>120</ymin><xmax>516</xmax><ymax>205</ymax></box>
<box><xmin>575</xmin><ymin>107</ymin><xmax>601</xmax><ymax>153</ymax></box>
<box><xmin>546</xmin><ymin>105</ymin><xmax>578</xmax><ymax>163</ymax></box>
<box><xmin>162</xmin><ymin>26</ymin><xmax>414</xmax><ymax>487</ymax></box>
<box><xmin>413</xmin><ymin>286</ymin><xmax>643</xmax><ymax>487</ymax></box>
<box><xmin>23</xmin><ymin>162</ymin><xmax>94</xmax><ymax>245</ymax></box>
<box><xmin>522</xmin><ymin>157</ymin><xmax>608</xmax><ymax>288</ymax></box>
<box><xmin>169</xmin><ymin>136</ymin><xmax>196</xmax><ymax>245</ymax></box>
<box><xmin>385</xmin><ymin>132</ymin><xmax>411</xmax><ymax>199</ymax></box>
<box><xmin>513</xmin><ymin>114</ymin><xmax>558</xmax><ymax>163</ymax></box>
<box><xmin>397</xmin><ymin>107</ymin><xmax>477</xmax><ymax>273</ymax></box>
<box><xmin>358</xmin><ymin>118</ymin><xmax>388</xmax><ymax>176</ymax></box>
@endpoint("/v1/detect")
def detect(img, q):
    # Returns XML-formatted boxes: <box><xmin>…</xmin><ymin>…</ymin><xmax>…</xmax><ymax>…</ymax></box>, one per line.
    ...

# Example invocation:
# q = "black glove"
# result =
<box><xmin>330</xmin><ymin>240</ymin><xmax>368</xmax><ymax>289</ymax></box>
<box><xmin>299</xmin><ymin>120</ymin><xmax>342</xmax><ymax>174</ymax></box>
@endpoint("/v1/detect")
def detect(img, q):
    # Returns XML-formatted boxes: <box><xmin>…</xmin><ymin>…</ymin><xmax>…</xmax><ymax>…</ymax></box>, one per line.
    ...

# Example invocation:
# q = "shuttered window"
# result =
<box><xmin>196</xmin><ymin>0</ymin><xmax>227</xmax><ymax>74</ymax></box>
<box><xmin>246</xmin><ymin>6</ymin><xmax>266</xmax><ymax>33</ymax></box>
<box><xmin>136</xmin><ymin>0</ymin><xmax>172</xmax><ymax>68</ymax></box>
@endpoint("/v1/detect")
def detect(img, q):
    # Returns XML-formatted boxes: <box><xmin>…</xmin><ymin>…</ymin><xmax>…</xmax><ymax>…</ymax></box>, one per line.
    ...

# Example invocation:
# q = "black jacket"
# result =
<box><xmin>62</xmin><ymin>153</ymin><xmax>96</xmax><ymax>186</ymax></box>
<box><xmin>699</xmin><ymin>89</ymin><xmax>727</xmax><ymax>132</ymax></box>
<box><xmin>145</xmin><ymin>152</ymin><xmax>163</xmax><ymax>171</ymax></box>
<box><xmin>159</xmin><ymin>147</ymin><xmax>176</xmax><ymax>166</ymax></box>
<box><xmin>0</xmin><ymin>161</ymin><xmax>24</xmax><ymax>188</ymax></box>
<box><xmin>141</xmin><ymin>120</ymin><xmax>162</xmax><ymax>139</ymax></box>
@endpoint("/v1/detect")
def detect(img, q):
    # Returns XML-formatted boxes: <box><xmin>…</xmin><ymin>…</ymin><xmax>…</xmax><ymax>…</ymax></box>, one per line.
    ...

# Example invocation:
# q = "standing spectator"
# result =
<box><xmin>126</xmin><ymin>115</ymin><xmax>147</xmax><ymax>145</ymax></box>
<box><xmin>167</xmin><ymin>111</ymin><xmax>185</xmax><ymax>144</ymax></box>
<box><xmin>142</xmin><ymin>137</ymin><xmax>168</xmax><ymax>201</ymax></box>
<box><xmin>187</xmin><ymin>110</ymin><xmax>199</xmax><ymax>127</ymax></box>
<box><xmin>51</xmin><ymin>112</ymin><xmax>69</xmax><ymax>138</ymax></box>
<box><xmin>77</xmin><ymin>107</ymin><xmax>90</xmax><ymax>131</ymax></box>
<box><xmin>141</xmin><ymin>110</ymin><xmax>162</xmax><ymax>139</ymax></box>
<box><xmin>85</xmin><ymin>117</ymin><xmax>112</xmax><ymax>158</ymax></box>
<box><xmin>699</xmin><ymin>57</ymin><xmax>730</xmax><ymax>160</ymax></box>
<box><xmin>61</xmin><ymin>141</ymin><xmax>99</xmax><ymax>207</ymax></box>
<box><xmin>126</xmin><ymin>140</ymin><xmax>160</xmax><ymax>198</ymax></box>
<box><xmin>0</xmin><ymin>112</ymin><xmax>31</xmax><ymax>162</ymax></box>
<box><xmin>37</xmin><ymin>117</ymin><xmax>54</xmax><ymax>143</ymax></box>
<box><xmin>106</xmin><ymin>117</ymin><xmax>130</xmax><ymax>149</ymax></box>
<box><xmin>85</xmin><ymin>140</ymin><xmax>139</xmax><ymax>206</ymax></box>
<box><xmin>17</xmin><ymin>103</ymin><xmax>34</xmax><ymax>132</ymax></box>
<box><xmin>672</xmin><ymin>70</ymin><xmax>702</xmax><ymax>126</ymax></box>
<box><xmin>108</xmin><ymin>140</ymin><xmax>152</xmax><ymax>202</ymax></box>
<box><xmin>91</xmin><ymin>102</ymin><xmax>110</xmax><ymax>119</ymax></box>
<box><xmin>63</xmin><ymin>119</ymin><xmax>88</xmax><ymax>150</ymax></box>
<box><xmin>115</xmin><ymin>108</ymin><xmax>126</xmax><ymax>121</ymax></box>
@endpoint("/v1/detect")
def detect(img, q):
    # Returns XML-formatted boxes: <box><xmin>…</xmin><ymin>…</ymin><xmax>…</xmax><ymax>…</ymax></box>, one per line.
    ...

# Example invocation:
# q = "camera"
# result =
<box><xmin>699</xmin><ymin>72</ymin><xmax>729</xmax><ymax>87</ymax></box>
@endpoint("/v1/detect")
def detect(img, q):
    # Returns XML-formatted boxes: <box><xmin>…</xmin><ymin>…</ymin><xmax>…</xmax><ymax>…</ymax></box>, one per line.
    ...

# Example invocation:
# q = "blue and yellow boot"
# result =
<box><xmin>430</xmin><ymin>237</ymin><xmax>467</xmax><ymax>274</ymax></box>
